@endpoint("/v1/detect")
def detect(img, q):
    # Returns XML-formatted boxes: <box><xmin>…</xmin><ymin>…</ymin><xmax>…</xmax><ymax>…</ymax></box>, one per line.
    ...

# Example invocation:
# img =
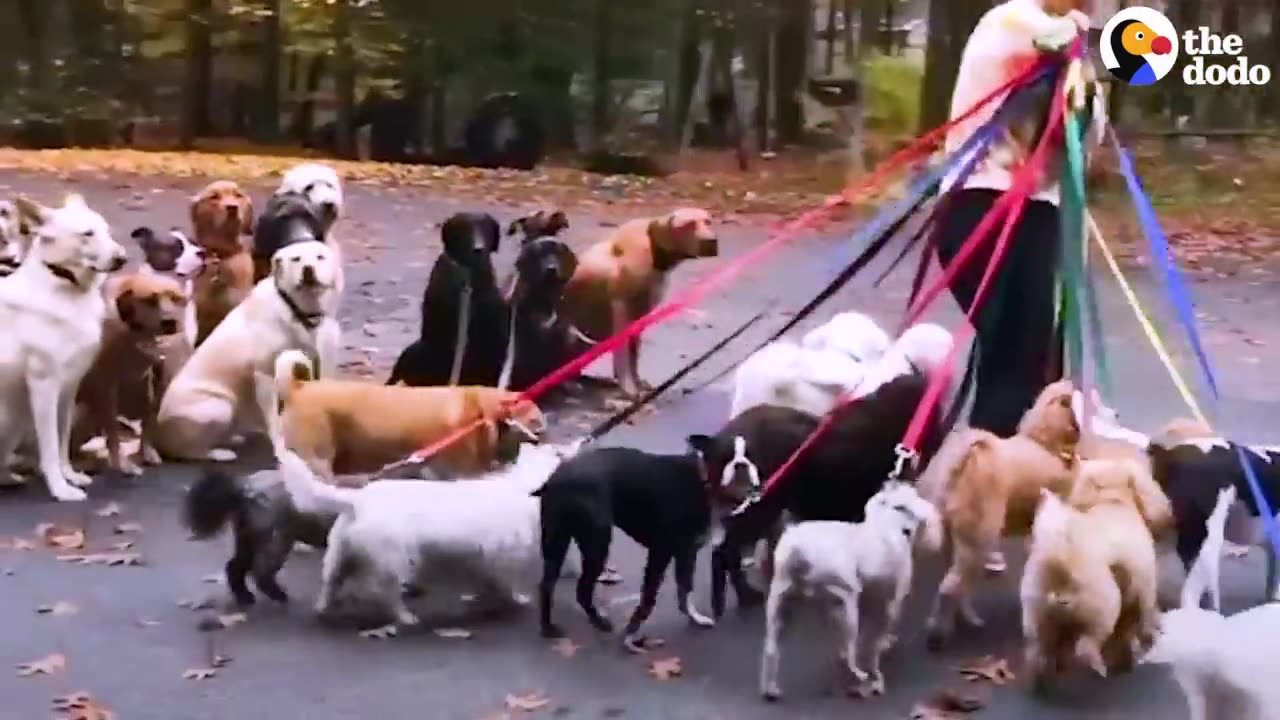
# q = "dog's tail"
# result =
<box><xmin>184</xmin><ymin>468</ymin><xmax>248</xmax><ymax>539</ymax></box>
<box><xmin>276</xmin><ymin>447</ymin><xmax>356</xmax><ymax>517</ymax></box>
<box><xmin>274</xmin><ymin>349</ymin><xmax>313</xmax><ymax>407</ymax></box>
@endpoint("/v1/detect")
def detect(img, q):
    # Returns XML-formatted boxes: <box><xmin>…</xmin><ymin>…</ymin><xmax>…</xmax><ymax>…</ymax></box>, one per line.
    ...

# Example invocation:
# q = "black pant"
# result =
<box><xmin>934</xmin><ymin>188</ymin><xmax>1061</xmax><ymax>438</ymax></box>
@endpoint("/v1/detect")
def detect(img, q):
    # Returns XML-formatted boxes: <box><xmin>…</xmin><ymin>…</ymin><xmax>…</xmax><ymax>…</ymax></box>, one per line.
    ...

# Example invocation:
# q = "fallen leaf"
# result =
<box><xmin>216</xmin><ymin>612</ymin><xmax>247</xmax><ymax>629</ymax></box>
<box><xmin>433</xmin><ymin>627</ymin><xmax>473</xmax><ymax>639</ymax></box>
<box><xmin>177</xmin><ymin>597</ymin><xmax>215</xmax><ymax>611</ymax></box>
<box><xmin>56</xmin><ymin>553</ymin><xmax>143</xmax><ymax>567</ymax></box>
<box><xmin>647</xmin><ymin>656</ymin><xmax>683</xmax><ymax>680</ymax></box>
<box><xmin>36</xmin><ymin>601</ymin><xmax>78</xmax><ymax>616</ymax></box>
<box><xmin>113</xmin><ymin>522</ymin><xmax>143</xmax><ymax>535</ymax></box>
<box><xmin>52</xmin><ymin>692</ymin><xmax>115</xmax><ymax>720</ymax></box>
<box><xmin>134</xmin><ymin>618</ymin><xmax>161</xmax><ymax>628</ymax></box>
<box><xmin>16</xmin><ymin>653</ymin><xmax>65</xmax><ymax>677</ymax></box>
<box><xmin>550</xmin><ymin>638</ymin><xmax>581</xmax><ymax>659</ymax></box>
<box><xmin>37</xmin><ymin>523</ymin><xmax>86</xmax><ymax>550</ymax></box>
<box><xmin>212</xmin><ymin>654</ymin><xmax>233</xmax><ymax>668</ymax></box>
<box><xmin>94</xmin><ymin>502</ymin><xmax>123</xmax><ymax>518</ymax></box>
<box><xmin>505</xmin><ymin>692</ymin><xmax>552</xmax><ymax>712</ymax></box>
<box><xmin>107</xmin><ymin>540</ymin><xmax>134</xmax><ymax>551</ymax></box>
<box><xmin>181</xmin><ymin>667</ymin><xmax>218</xmax><ymax>681</ymax></box>
<box><xmin>955</xmin><ymin>656</ymin><xmax>1015</xmax><ymax>685</ymax></box>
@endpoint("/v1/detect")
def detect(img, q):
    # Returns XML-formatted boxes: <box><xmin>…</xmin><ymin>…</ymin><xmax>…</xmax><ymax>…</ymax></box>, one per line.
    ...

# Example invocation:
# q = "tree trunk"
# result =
<box><xmin>17</xmin><ymin>0</ymin><xmax>54</xmax><ymax>114</ymax></box>
<box><xmin>590</xmin><ymin>0</ymin><xmax>613</xmax><ymax>151</ymax></box>
<box><xmin>290</xmin><ymin>54</ymin><xmax>327</xmax><ymax>144</ymax></box>
<box><xmin>1168</xmin><ymin>0</ymin><xmax>1200</xmax><ymax>123</ymax></box>
<box><xmin>754</xmin><ymin>3</ymin><xmax>774</xmax><ymax>152</ymax></box>
<box><xmin>258</xmin><ymin>0</ymin><xmax>282</xmax><ymax>141</ymax></box>
<box><xmin>918</xmin><ymin>0</ymin><xmax>991</xmax><ymax>133</ymax></box>
<box><xmin>674</xmin><ymin>0</ymin><xmax>705</xmax><ymax>143</ymax></box>
<box><xmin>181</xmin><ymin>0</ymin><xmax>213</xmax><ymax>148</ymax></box>
<box><xmin>824</xmin><ymin>0</ymin><xmax>837</xmax><ymax>74</ymax></box>
<box><xmin>842</xmin><ymin>0</ymin><xmax>855</xmax><ymax>65</ymax></box>
<box><xmin>774</xmin><ymin>0</ymin><xmax>811</xmax><ymax>144</ymax></box>
<box><xmin>859</xmin><ymin>0</ymin><xmax>884</xmax><ymax>58</ymax></box>
<box><xmin>333</xmin><ymin>0</ymin><xmax>356</xmax><ymax>159</ymax></box>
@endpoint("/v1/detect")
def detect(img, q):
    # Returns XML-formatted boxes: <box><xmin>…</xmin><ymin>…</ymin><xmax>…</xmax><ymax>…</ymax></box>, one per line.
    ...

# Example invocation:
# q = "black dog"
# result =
<box><xmin>694</xmin><ymin>371</ymin><xmax>946</xmax><ymax>617</ymax></box>
<box><xmin>184</xmin><ymin>467</ymin><xmax>335</xmax><ymax>607</ymax></box>
<box><xmin>501</xmin><ymin>234</ymin><xmax>596</xmax><ymax>390</ymax></box>
<box><xmin>507</xmin><ymin>210</ymin><xmax>569</xmax><ymax>241</ymax></box>
<box><xmin>250</xmin><ymin>190</ymin><xmax>328</xmax><ymax>283</ymax></box>
<box><xmin>388</xmin><ymin>212</ymin><xmax>509</xmax><ymax>386</ymax></box>
<box><xmin>535</xmin><ymin>444</ymin><xmax>719</xmax><ymax>649</ymax></box>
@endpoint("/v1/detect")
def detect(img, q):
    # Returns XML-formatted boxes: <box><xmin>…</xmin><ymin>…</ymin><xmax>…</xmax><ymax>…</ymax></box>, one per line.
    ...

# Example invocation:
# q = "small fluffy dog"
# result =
<box><xmin>760</xmin><ymin>482</ymin><xmax>943</xmax><ymax>701</ymax></box>
<box><xmin>156</xmin><ymin>241</ymin><xmax>341</xmax><ymax>462</ymax></box>
<box><xmin>189</xmin><ymin>180</ymin><xmax>255</xmax><ymax>345</ymax></box>
<box><xmin>279</xmin><ymin>441</ymin><xmax>579</xmax><ymax>628</ymax></box>
<box><xmin>919</xmin><ymin>379</ymin><xmax>1083</xmax><ymax>647</ymax></box>
<box><xmin>74</xmin><ymin>273</ymin><xmax>188</xmax><ymax>475</ymax></box>
<box><xmin>274</xmin><ymin>349</ymin><xmax>546</xmax><ymax>479</ymax></box>
<box><xmin>561</xmin><ymin>208</ymin><xmax>719</xmax><ymax>396</ymax></box>
<box><xmin>500</xmin><ymin>231</ymin><xmax>592</xmax><ymax>391</ymax></box>
<box><xmin>1141</xmin><ymin>604</ymin><xmax>1280</xmax><ymax>720</ymax></box>
<box><xmin>0</xmin><ymin>199</ymin><xmax>28</xmax><ymax>277</ymax></box>
<box><xmin>536</xmin><ymin>443</ymin><xmax>719</xmax><ymax>648</ymax></box>
<box><xmin>388</xmin><ymin>212</ymin><xmax>509</xmax><ymax>387</ymax></box>
<box><xmin>1020</xmin><ymin>459</ymin><xmax>1172</xmax><ymax>689</ymax></box>
<box><xmin>0</xmin><ymin>195</ymin><xmax>126</xmax><ymax>501</ymax></box>
<box><xmin>278</xmin><ymin>162</ymin><xmax>344</xmax><ymax>233</ymax></box>
<box><xmin>729</xmin><ymin>311</ymin><xmax>893</xmax><ymax>418</ymax></box>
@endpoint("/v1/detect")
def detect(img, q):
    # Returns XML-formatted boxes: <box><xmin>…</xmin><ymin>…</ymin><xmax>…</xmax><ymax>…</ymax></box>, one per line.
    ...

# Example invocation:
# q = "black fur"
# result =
<box><xmin>251</xmin><ymin>191</ymin><xmax>327</xmax><ymax>269</ymax></box>
<box><xmin>535</xmin><ymin>447</ymin><xmax>711</xmax><ymax>643</ymax></box>
<box><xmin>505</xmin><ymin>237</ymin><xmax>590</xmax><ymax>390</ymax></box>
<box><xmin>388</xmin><ymin>212</ymin><xmax>509</xmax><ymax>386</ymax></box>
<box><xmin>697</xmin><ymin>371</ymin><xmax>945</xmax><ymax>616</ymax></box>
<box><xmin>183</xmin><ymin>468</ymin><xmax>334</xmax><ymax>607</ymax></box>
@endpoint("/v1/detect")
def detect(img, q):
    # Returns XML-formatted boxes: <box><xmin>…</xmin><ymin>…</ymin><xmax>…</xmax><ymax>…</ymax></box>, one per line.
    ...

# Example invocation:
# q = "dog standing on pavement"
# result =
<box><xmin>189</xmin><ymin>180</ymin><xmax>255</xmax><ymax>345</ymax></box>
<box><xmin>387</xmin><ymin>212</ymin><xmax>508</xmax><ymax>387</ymax></box>
<box><xmin>156</xmin><ymin>241</ymin><xmax>341</xmax><ymax>463</ymax></box>
<box><xmin>0</xmin><ymin>194</ymin><xmax>127</xmax><ymax>501</ymax></box>
<box><xmin>560</xmin><ymin>208</ymin><xmax>719</xmax><ymax>396</ymax></box>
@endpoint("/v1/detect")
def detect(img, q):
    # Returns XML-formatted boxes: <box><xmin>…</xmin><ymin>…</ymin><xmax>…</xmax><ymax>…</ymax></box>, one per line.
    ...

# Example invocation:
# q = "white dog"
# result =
<box><xmin>1142</xmin><ymin>604</ymin><xmax>1280</xmax><ymax>720</ymax></box>
<box><xmin>0</xmin><ymin>195</ymin><xmax>127</xmax><ymax>501</ymax></box>
<box><xmin>1181</xmin><ymin>485</ymin><xmax>1238</xmax><ymax>613</ymax></box>
<box><xmin>729</xmin><ymin>311</ymin><xmax>891</xmax><ymax>418</ymax></box>
<box><xmin>278</xmin><ymin>163</ymin><xmax>344</xmax><ymax>228</ymax></box>
<box><xmin>0</xmin><ymin>200</ymin><xmax>27</xmax><ymax>277</ymax></box>
<box><xmin>155</xmin><ymin>241</ymin><xmax>341</xmax><ymax>462</ymax></box>
<box><xmin>760</xmin><ymin>481</ymin><xmax>943</xmax><ymax>701</ymax></box>
<box><xmin>277</xmin><ymin>439</ymin><xmax>582</xmax><ymax>631</ymax></box>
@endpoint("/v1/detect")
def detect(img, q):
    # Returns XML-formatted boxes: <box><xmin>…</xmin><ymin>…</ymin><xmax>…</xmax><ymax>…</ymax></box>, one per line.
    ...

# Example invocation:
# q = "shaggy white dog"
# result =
<box><xmin>1142</xmin><ymin>604</ymin><xmax>1280</xmax><ymax>720</ymax></box>
<box><xmin>278</xmin><ymin>439</ymin><xmax>583</xmax><ymax>630</ymax></box>
<box><xmin>729</xmin><ymin>311</ymin><xmax>892</xmax><ymax>419</ymax></box>
<box><xmin>278</xmin><ymin>163</ymin><xmax>344</xmax><ymax>227</ymax></box>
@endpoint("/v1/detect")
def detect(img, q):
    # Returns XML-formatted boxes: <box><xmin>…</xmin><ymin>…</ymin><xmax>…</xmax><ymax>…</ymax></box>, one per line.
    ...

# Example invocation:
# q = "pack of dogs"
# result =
<box><xmin>1</xmin><ymin>162</ymin><xmax>1277</xmax><ymax>716</ymax></box>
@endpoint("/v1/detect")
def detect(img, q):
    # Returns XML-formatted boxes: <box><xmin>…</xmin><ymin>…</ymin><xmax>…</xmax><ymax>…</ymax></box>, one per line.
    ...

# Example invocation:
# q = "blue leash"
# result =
<box><xmin>1111</xmin><ymin>131</ymin><xmax>1280</xmax><ymax>557</ymax></box>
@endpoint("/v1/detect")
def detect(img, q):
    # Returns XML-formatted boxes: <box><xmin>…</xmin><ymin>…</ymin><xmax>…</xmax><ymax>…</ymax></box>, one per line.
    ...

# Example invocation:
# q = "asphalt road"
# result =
<box><xmin>2</xmin><ymin>171</ymin><xmax>1279</xmax><ymax>720</ymax></box>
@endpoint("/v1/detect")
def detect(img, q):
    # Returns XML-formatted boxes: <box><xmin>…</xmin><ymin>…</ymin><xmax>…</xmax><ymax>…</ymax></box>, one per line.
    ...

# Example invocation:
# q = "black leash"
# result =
<box><xmin>584</xmin><ymin>310</ymin><xmax>767</xmax><ymax>442</ymax></box>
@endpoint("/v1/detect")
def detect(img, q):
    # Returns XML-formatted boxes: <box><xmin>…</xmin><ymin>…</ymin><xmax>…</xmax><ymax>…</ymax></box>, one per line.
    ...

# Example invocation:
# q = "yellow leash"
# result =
<box><xmin>1087</xmin><ymin>212</ymin><xmax>1211</xmax><ymax>426</ymax></box>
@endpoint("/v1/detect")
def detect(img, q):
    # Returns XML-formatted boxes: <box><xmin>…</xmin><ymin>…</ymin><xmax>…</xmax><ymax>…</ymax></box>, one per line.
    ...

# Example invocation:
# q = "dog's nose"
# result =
<box><xmin>225</xmin><ymin>203</ymin><xmax>240</xmax><ymax>218</ymax></box>
<box><xmin>699</xmin><ymin>237</ymin><xmax>719</xmax><ymax>257</ymax></box>
<box><xmin>301</xmin><ymin>264</ymin><xmax>317</xmax><ymax>285</ymax></box>
<box><xmin>108</xmin><ymin>254</ymin><xmax>127</xmax><ymax>272</ymax></box>
<box><xmin>160</xmin><ymin>319</ymin><xmax>178</xmax><ymax>334</ymax></box>
<box><xmin>320</xmin><ymin>201</ymin><xmax>338</xmax><ymax>221</ymax></box>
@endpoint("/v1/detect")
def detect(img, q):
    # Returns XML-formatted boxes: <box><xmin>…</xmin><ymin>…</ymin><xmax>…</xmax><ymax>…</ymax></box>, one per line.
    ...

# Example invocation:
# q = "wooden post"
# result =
<box><xmin>680</xmin><ymin>39</ymin><xmax>714</xmax><ymax>158</ymax></box>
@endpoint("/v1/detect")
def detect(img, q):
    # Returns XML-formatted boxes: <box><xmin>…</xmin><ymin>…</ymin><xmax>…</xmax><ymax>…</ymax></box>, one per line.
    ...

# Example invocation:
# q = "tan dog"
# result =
<box><xmin>274</xmin><ymin>350</ymin><xmax>546</xmax><ymax>482</ymax></box>
<box><xmin>190</xmin><ymin>180</ymin><xmax>255</xmax><ymax>345</ymax></box>
<box><xmin>919</xmin><ymin>379</ymin><xmax>1082</xmax><ymax>647</ymax></box>
<box><xmin>1020</xmin><ymin>458</ymin><xmax>1172</xmax><ymax>689</ymax></box>
<box><xmin>74</xmin><ymin>274</ymin><xmax>188</xmax><ymax>475</ymax></box>
<box><xmin>561</xmin><ymin>208</ymin><xmax>718</xmax><ymax>396</ymax></box>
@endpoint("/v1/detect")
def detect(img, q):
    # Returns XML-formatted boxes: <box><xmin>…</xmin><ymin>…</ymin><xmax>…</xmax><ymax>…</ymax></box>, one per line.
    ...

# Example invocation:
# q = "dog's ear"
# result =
<box><xmin>507</xmin><ymin>218</ymin><xmax>525</xmax><ymax>237</ymax></box>
<box><xmin>483</xmin><ymin>214</ymin><xmax>501</xmax><ymax>253</ymax></box>
<box><xmin>686</xmin><ymin>434</ymin><xmax>713</xmax><ymax>453</ymax></box>
<box><xmin>115</xmin><ymin>288</ymin><xmax>138</xmax><ymax>326</ymax></box>
<box><xmin>549</xmin><ymin>211</ymin><xmax>568</xmax><ymax>233</ymax></box>
<box><xmin>15</xmin><ymin>196</ymin><xmax>51</xmax><ymax>228</ymax></box>
<box><xmin>240</xmin><ymin>192</ymin><xmax>255</xmax><ymax>236</ymax></box>
<box><xmin>1070</xmin><ymin>390</ymin><xmax>1086</xmax><ymax>432</ymax></box>
<box><xmin>271</xmin><ymin>255</ymin><xmax>285</xmax><ymax>284</ymax></box>
<box><xmin>131</xmin><ymin>227</ymin><xmax>157</xmax><ymax>248</ymax></box>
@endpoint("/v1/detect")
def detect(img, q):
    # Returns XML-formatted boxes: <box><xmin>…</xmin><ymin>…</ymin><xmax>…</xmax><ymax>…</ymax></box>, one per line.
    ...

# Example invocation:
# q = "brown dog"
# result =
<box><xmin>190</xmin><ymin>180</ymin><xmax>255</xmax><ymax>345</ymax></box>
<box><xmin>274</xmin><ymin>350</ymin><xmax>547</xmax><ymax>482</ymax></box>
<box><xmin>74</xmin><ymin>273</ymin><xmax>189</xmax><ymax>475</ymax></box>
<box><xmin>560</xmin><ymin>208</ymin><xmax>718</xmax><ymax>396</ymax></box>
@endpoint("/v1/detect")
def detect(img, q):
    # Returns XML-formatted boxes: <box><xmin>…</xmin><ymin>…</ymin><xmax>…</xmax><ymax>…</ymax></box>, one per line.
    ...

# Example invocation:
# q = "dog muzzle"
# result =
<box><xmin>698</xmin><ymin>237</ymin><xmax>719</xmax><ymax>257</ymax></box>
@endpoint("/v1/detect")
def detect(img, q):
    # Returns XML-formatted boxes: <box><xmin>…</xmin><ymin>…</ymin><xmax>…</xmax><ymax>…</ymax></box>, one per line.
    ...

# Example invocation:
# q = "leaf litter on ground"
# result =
<box><xmin>504</xmin><ymin>691</ymin><xmax>552</xmax><ymax>712</ymax></box>
<box><xmin>94</xmin><ymin>502</ymin><xmax>123</xmax><ymax>518</ymax></box>
<box><xmin>647</xmin><ymin>656</ymin><xmax>683</xmax><ymax>680</ymax></box>
<box><xmin>57</xmin><ymin>552</ymin><xmax>144</xmax><ymax>567</ymax></box>
<box><xmin>36</xmin><ymin>523</ymin><xmax>85</xmax><ymax>550</ymax></box>
<box><xmin>16</xmin><ymin>653</ymin><xmax>66</xmax><ymax>677</ymax></box>
<box><xmin>550</xmin><ymin>638</ymin><xmax>581</xmax><ymax>659</ymax></box>
<box><xmin>954</xmin><ymin>655</ymin><xmax>1016</xmax><ymax>685</ymax></box>
<box><xmin>52</xmin><ymin>692</ymin><xmax>115</xmax><ymax>720</ymax></box>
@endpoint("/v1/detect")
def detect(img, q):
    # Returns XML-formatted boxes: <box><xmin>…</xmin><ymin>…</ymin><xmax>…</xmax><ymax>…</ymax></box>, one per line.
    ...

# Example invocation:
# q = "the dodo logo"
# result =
<box><xmin>1101</xmin><ymin>7</ymin><xmax>1177</xmax><ymax>86</ymax></box>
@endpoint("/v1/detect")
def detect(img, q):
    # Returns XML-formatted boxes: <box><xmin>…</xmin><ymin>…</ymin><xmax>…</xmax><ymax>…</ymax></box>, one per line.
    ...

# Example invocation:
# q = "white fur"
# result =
<box><xmin>852</xmin><ymin>322</ymin><xmax>954</xmax><ymax>397</ymax></box>
<box><xmin>278</xmin><ymin>163</ymin><xmax>344</xmax><ymax>217</ymax></box>
<box><xmin>730</xmin><ymin>311</ymin><xmax>891</xmax><ymax>418</ymax></box>
<box><xmin>1182</xmin><ymin>485</ymin><xmax>1237</xmax><ymax>612</ymax></box>
<box><xmin>1070</xmin><ymin>388</ymin><xmax>1150</xmax><ymax>448</ymax></box>
<box><xmin>139</xmin><ymin>229</ymin><xmax>204</xmax><ymax>348</ymax></box>
<box><xmin>0</xmin><ymin>195</ymin><xmax>126</xmax><ymax>501</ymax></box>
<box><xmin>156</xmin><ymin>241</ymin><xmax>340</xmax><ymax>462</ymax></box>
<box><xmin>0</xmin><ymin>200</ymin><xmax>25</xmax><ymax>275</ymax></box>
<box><xmin>291</xmin><ymin>440</ymin><xmax>584</xmax><ymax>628</ymax></box>
<box><xmin>1142</xmin><ymin>604</ymin><xmax>1280</xmax><ymax>720</ymax></box>
<box><xmin>759</xmin><ymin>481</ymin><xmax>942</xmax><ymax>700</ymax></box>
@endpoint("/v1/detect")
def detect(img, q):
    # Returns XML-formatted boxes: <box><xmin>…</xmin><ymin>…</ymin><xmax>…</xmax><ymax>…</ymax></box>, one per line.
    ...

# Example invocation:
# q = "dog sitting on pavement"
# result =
<box><xmin>0</xmin><ymin>194</ymin><xmax>127</xmax><ymax>501</ymax></box>
<box><xmin>535</xmin><ymin>442</ymin><xmax>720</xmax><ymax>649</ymax></box>
<box><xmin>760</xmin><ymin>481</ymin><xmax>943</xmax><ymax>701</ymax></box>
<box><xmin>0</xmin><ymin>199</ymin><xmax>29</xmax><ymax>278</ymax></box>
<box><xmin>155</xmin><ymin>241</ymin><xmax>341</xmax><ymax>463</ymax></box>
<box><xmin>189</xmin><ymin>180</ymin><xmax>255</xmax><ymax>345</ymax></box>
<box><xmin>560</xmin><ymin>208</ymin><xmax>719</xmax><ymax>397</ymax></box>
<box><xmin>388</xmin><ymin>212</ymin><xmax>509</xmax><ymax>387</ymax></box>
<box><xmin>72</xmin><ymin>273</ymin><xmax>188</xmax><ymax>476</ymax></box>
<box><xmin>134</xmin><ymin>226</ymin><xmax>206</xmax><ymax>349</ymax></box>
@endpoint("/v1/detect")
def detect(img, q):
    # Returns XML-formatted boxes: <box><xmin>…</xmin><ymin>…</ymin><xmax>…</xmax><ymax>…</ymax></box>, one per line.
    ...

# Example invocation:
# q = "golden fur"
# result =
<box><xmin>920</xmin><ymin>379</ymin><xmax>1082</xmax><ymax>646</ymax></box>
<box><xmin>1020</xmin><ymin>458</ymin><xmax>1171</xmax><ymax>688</ymax></box>
<box><xmin>560</xmin><ymin>208</ymin><xmax>718</xmax><ymax>396</ymax></box>
<box><xmin>275</xmin><ymin>352</ymin><xmax>547</xmax><ymax>483</ymax></box>
<box><xmin>189</xmin><ymin>180</ymin><xmax>255</xmax><ymax>345</ymax></box>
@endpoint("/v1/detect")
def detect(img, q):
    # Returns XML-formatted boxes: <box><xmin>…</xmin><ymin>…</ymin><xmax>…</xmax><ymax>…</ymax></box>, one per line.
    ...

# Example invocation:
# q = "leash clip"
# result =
<box><xmin>889</xmin><ymin>443</ymin><xmax>917</xmax><ymax>482</ymax></box>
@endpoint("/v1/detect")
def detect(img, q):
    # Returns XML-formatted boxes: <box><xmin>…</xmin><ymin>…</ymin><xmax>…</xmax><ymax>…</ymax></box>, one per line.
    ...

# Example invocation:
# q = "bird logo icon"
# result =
<box><xmin>1101</xmin><ymin>7</ymin><xmax>1179</xmax><ymax>86</ymax></box>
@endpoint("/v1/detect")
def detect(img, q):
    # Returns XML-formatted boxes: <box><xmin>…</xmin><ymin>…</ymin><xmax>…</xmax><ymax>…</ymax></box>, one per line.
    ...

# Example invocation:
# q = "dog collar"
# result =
<box><xmin>44</xmin><ymin>262</ymin><xmax>82</xmax><ymax>288</ymax></box>
<box><xmin>276</xmin><ymin>286</ymin><xmax>324</xmax><ymax>329</ymax></box>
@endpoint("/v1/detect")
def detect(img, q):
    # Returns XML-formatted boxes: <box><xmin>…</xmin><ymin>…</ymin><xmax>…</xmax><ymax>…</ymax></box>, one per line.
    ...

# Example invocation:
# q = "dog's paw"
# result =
<box><xmin>685</xmin><ymin>607</ymin><xmax>716</xmax><ymax>629</ymax></box>
<box><xmin>984</xmin><ymin>551</ymin><xmax>1007</xmax><ymax>575</ymax></box>
<box><xmin>847</xmin><ymin>675</ymin><xmax>885</xmax><ymax>699</ymax></box>
<box><xmin>1225</xmin><ymin>542</ymin><xmax>1251</xmax><ymax>559</ymax></box>
<box><xmin>227</xmin><ymin>434</ymin><xmax>247</xmax><ymax>447</ymax></box>
<box><xmin>64</xmin><ymin>468</ymin><xmax>94</xmax><ymax>488</ymax></box>
<box><xmin>599</xmin><ymin>566</ymin><xmax>623</xmax><ymax>585</ymax></box>
<box><xmin>207</xmin><ymin>448</ymin><xmax>237</xmax><ymax>463</ymax></box>
<box><xmin>141</xmin><ymin>445</ymin><xmax>162</xmax><ymax>466</ymax></box>
<box><xmin>49</xmin><ymin>483</ymin><xmax>88</xmax><ymax>502</ymax></box>
<box><xmin>761</xmin><ymin>685</ymin><xmax>783</xmax><ymax>703</ymax></box>
<box><xmin>358</xmin><ymin>624</ymin><xmax>400</xmax><ymax>639</ymax></box>
<box><xmin>395</xmin><ymin>609</ymin><xmax>421</xmax><ymax>627</ymax></box>
<box><xmin>117</xmin><ymin>458</ymin><xmax>145</xmax><ymax>477</ymax></box>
